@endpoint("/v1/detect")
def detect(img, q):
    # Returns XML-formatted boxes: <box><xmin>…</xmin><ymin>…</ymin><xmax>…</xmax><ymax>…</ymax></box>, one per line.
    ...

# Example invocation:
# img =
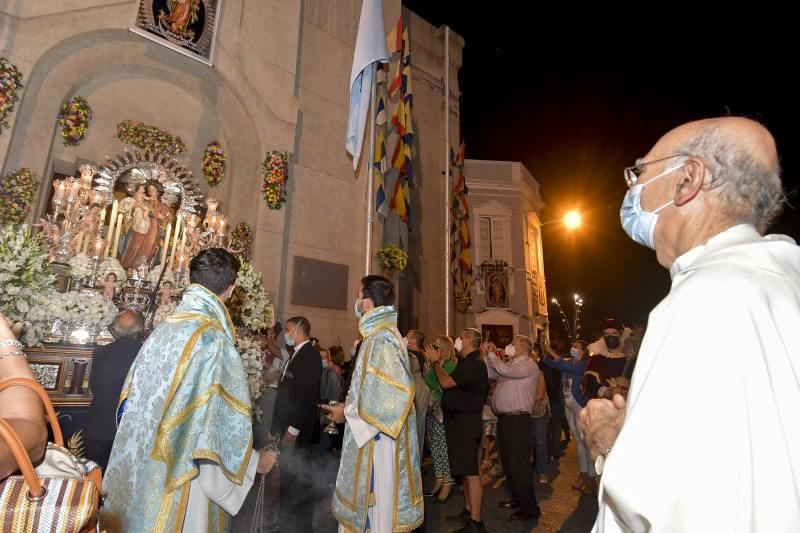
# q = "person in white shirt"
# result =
<box><xmin>581</xmin><ymin>116</ymin><xmax>800</xmax><ymax>532</ymax></box>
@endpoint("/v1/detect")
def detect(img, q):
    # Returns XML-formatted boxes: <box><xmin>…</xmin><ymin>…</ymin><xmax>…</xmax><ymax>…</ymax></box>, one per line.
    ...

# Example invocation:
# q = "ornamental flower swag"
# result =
<box><xmin>202</xmin><ymin>140</ymin><xmax>226</xmax><ymax>187</ymax></box>
<box><xmin>0</xmin><ymin>57</ymin><xmax>23</xmax><ymax>133</ymax></box>
<box><xmin>57</xmin><ymin>96</ymin><xmax>93</xmax><ymax>146</ymax></box>
<box><xmin>116</xmin><ymin>119</ymin><xmax>187</xmax><ymax>155</ymax></box>
<box><xmin>235</xmin><ymin>334</ymin><xmax>265</xmax><ymax>406</ymax></box>
<box><xmin>261</xmin><ymin>151</ymin><xmax>289</xmax><ymax>209</ymax></box>
<box><xmin>229</xmin><ymin>222</ymin><xmax>253</xmax><ymax>260</ymax></box>
<box><xmin>376</xmin><ymin>244</ymin><xmax>408</xmax><ymax>272</ymax></box>
<box><xmin>0</xmin><ymin>168</ymin><xmax>39</xmax><ymax>227</ymax></box>
<box><xmin>229</xmin><ymin>260</ymin><xmax>273</xmax><ymax>333</ymax></box>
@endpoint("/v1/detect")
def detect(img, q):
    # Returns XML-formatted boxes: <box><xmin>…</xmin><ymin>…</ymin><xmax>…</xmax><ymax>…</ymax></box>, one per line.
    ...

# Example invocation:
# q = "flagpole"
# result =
<box><xmin>365</xmin><ymin>62</ymin><xmax>378</xmax><ymax>276</ymax></box>
<box><xmin>444</xmin><ymin>26</ymin><xmax>451</xmax><ymax>336</ymax></box>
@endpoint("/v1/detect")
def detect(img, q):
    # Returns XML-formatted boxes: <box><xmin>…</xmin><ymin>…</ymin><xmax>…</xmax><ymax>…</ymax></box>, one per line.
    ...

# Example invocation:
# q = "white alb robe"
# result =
<box><xmin>595</xmin><ymin>225</ymin><xmax>800</xmax><ymax>532</ymax></box>
<box><xmin>183</xmin><ymin>452</ymin><xmax>259</xmax><ymax>531</ymax></box>
<box><xmin>338</xmin><ymin>401</ymin><xmax>396</xmax><ymax>533</ymax></box>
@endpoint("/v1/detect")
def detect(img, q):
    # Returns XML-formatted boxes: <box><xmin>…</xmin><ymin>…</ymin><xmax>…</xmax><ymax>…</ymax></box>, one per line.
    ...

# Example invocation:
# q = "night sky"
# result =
<box><xmin>404</xmin><ymin>2</ymin><xmax>800</xmax><ymax>340</ymax></box>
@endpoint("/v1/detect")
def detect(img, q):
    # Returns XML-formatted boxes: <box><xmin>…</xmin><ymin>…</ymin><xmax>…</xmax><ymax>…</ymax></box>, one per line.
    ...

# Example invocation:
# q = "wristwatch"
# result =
<box><xmin>594</xmin><ymin>448</ymin><xmax>611</xmax><ymax>475</ymax></box>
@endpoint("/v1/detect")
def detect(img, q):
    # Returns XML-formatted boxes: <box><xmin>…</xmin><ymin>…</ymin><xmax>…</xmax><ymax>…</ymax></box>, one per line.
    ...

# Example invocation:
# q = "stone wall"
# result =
<box><xmin>0</xmin><ymin>0</ymin><xmax>463</xmax><ymax>346</ymax></box>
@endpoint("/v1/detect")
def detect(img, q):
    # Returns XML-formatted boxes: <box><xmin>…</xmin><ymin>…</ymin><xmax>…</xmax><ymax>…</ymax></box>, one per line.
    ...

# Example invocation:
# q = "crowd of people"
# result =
<box><xmin>1</xmin><ymin>116</ymin><xmax>799</xmax><ymax>532</ymax></box>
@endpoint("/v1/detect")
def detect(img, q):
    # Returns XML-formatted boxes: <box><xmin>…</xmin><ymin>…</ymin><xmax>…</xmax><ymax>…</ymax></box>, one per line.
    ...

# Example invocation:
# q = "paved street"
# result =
<box><xmin>234</xmin><ymin>438</ymin><xmax>598</xmax><ymax>533</ymax></box>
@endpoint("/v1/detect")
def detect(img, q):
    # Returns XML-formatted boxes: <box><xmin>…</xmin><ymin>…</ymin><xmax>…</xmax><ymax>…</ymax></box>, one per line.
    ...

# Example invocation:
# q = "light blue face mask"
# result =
<box><xmin>620</xmin><ymin>162</ymin><xmax>685</xmax><ymax>249</ymax></box>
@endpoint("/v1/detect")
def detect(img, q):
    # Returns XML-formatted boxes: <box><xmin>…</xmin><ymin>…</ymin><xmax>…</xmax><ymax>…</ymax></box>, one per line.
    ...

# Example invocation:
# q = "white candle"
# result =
<box><xmin>169</xmin><ymin>226</ymin><xmax>181</xmax><ymax>267</ymax></box>
<box><xmin>179</xmin><ymin>229</ymin><xmax>187</xmax><ymax>253</ymax></box>
<box><xmin>111</xmin><ymin>214</ymin><xmax>123</xmax><ymax>258</ymax></box>
<box><xmin>106</xmin><ymin>199</ymin><xmax>119</xmax><ymax>254</ymax></box>
<box><xmin>161</xmin><ymin>223</ymin><xmax>172</xmax><ymax>265</ymax></box>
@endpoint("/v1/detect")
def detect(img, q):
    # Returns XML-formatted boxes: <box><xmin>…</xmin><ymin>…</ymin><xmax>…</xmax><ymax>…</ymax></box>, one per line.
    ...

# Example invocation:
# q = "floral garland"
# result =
<box><xmin>0</xmin><ymin>168</ymin><xmax>39</xmax><ymax>227</ymax></box>
<box><xmin>202</xmin><ymin>141</ymin><xmax>226</xmax><ymax>187</ymax></box>
<box><xmin>235</xmin><ymin>333</ymin><xmax>265</xmax><ymax>404</ymax></box>
<box><xmin>0</xmin><ymin>57</ymin><xmax>23</xmax><ymax>133</ymax></box>
<box><xmin>116</xmin><ymin>119</ymin><xmax>186</xmax><ymax>155</ymax></box>
<box><xmin>147</xmin><ymin>264</ymin><xmax>190</xmax><ymax>287</ymax></box>
<box><xmin>229</xmin><ymin>260</ymin><xmax>272</xmax><ymax>333</ymax></box>
<box><xmin>97</xmin><ymin>257</ymin><xmax>127</xmax><ymax>282</ymax></box>
<box><xmin>261</xmin><ymin>151</ymin><xmax>288</xmax><ymax>209</ymax></box>
<box><xmin>229</xmin><ymin>222</ymin><xmax>252</xmax><ymax>260</ymax></box>
<box><xmin>0</xmin><ymin>225</ymin><xmax>56</xmax><ymax>346</ymax></box>
<box><xmin>57</xmin><ymin>96</ymin><xmax>92</xmax><ymax>146</ymax></box>
<box><xmin>376</xmin><ymin>244</ymin><xmax>408</xmax><ymax>272</ymax></box>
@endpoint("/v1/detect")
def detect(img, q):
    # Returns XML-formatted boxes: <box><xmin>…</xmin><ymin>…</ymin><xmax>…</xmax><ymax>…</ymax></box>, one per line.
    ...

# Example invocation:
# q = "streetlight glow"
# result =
<box><xmin>563</xmin><ymin>210</ymin><xmax>582</xmax><ymax>230</ymax></box>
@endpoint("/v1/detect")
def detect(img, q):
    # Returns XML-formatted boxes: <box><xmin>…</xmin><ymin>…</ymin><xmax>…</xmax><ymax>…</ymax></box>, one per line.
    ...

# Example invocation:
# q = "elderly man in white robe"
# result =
<box><xmin>581</xmin><ymin>117</ymin><xmax>800</xmax><ymax>532</ymax></box>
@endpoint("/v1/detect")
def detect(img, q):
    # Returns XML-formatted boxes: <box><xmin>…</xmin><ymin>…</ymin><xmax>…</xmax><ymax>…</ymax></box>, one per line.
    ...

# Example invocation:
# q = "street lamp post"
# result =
<box><xmin>573</xmin><ymin>293</ymin><xmax>584</xmax><ymax>339</ymax></box>
<box><xmin>550</xmin><ymin>297</ymin><xmax>572</xmax><ymax>339</ymax></box>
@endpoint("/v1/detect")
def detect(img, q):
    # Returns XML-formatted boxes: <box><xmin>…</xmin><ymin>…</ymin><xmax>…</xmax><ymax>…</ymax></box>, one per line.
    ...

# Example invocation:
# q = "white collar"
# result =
<box><xmin>669</xmin><ymin>224</ymin><xmax>760</xmax><ymax>280</ymax></box>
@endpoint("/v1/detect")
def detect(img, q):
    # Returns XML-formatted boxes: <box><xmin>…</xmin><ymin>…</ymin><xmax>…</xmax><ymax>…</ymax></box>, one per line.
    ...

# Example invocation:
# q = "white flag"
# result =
<box><xmin>345</xmin><ymin>0</ymin><xmax>389</xmax><ymax>169</ymax></box>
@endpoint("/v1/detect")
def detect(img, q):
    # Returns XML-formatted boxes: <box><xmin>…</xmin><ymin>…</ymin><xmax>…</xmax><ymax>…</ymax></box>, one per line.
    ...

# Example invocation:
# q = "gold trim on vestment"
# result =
<box><xmin>173</xmin><ymin>482</ymin><xmax>190</xmax><ymax>533</ymax></box>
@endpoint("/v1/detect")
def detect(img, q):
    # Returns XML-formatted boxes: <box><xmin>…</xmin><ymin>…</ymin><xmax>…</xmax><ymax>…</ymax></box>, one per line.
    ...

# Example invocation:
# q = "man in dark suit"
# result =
<box><xmin>271</xmin><ymin>315</ymin><xmax>322</xmax><ymax>532</ymax></box>
<box><xmin>84</xmin><ymin>310</ymin><xmax>144</xmax><ymax>471</ymax></box>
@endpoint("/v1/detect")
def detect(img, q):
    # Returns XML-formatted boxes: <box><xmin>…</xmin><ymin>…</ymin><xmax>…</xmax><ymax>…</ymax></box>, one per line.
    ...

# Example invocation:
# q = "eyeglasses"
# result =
<box><xmin>624</xmin><ymin>154</ymin><xmax>688</xmax><ymax>188</ymax></box>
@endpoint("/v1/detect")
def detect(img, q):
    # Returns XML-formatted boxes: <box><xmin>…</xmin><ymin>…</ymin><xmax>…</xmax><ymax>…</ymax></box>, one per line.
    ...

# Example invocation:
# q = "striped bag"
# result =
<box><xmin>0</xmin><ymin>378</ymin><xmax>101</xmax><ymax>532</ymax></box>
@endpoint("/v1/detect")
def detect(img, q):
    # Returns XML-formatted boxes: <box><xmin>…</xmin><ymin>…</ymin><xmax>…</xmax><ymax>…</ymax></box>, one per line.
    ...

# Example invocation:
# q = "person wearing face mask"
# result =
<box><xmin>582</xmin><ymin>318</ymin><xmax>630</xmax><ymax>401</ymax></box>
<box><xmin>485</xmin><ymin>335</ymin><xmax>541</xmax><ymax>522</ymax></box>
<box><xmin>102</xmin><ymin>249</ymin><xmax>277</xmax><ymax>532</ymax></box>
<box><xmin>270</xmin><ymin>315</ymin><xmax>323</xmax><ymax>532</ymax></box>
<box><xmin>428</xmin><ymin>328</ymin><xmax>489</xmax><ymax>532</ymax></box>
<box><xmin>581</xmin><ymin>117</ymin><xmax>800</xmax><ymax>532</ymax></box>
<box><xmin>328</xmin><ymin>275</ymin><xmax>423</xmax><ymax>533</ymax></box>
<box><xmin>544</xmin><ymin>340</ymin><xmax>593</xmax><ymax>493</ymax></box>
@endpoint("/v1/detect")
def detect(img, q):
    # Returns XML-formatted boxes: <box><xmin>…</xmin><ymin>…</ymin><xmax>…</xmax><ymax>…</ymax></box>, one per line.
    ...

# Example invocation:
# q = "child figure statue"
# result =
<box><xmin>103</xmin><ymin>272</ymin><xmax>118</xmax><ymax>301</ymax></box>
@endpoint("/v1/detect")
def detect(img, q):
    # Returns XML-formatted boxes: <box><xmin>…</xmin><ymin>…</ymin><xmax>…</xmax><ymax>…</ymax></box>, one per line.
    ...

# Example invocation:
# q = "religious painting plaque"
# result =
<box><xmin>485</xmin><ymin>271</ymin><xmax>510</xmax><ymax>308</ymax></box>
<box><xmin>130</xmin><ymin>0</ymin><xmax>222</xmax><ymax>65</ymax></box>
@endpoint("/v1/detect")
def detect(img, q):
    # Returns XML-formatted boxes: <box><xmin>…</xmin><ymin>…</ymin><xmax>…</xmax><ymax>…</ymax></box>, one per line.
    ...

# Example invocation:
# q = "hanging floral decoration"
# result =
<box><xmin>0</xmin><ymin>168</ymin><xmax>39</xmax><ymax>227</ymax></box>
<box><xmin>376</xmin><ymin>244</ymin><xmax>408</xmax><ymax>272</ymax></box>
<box><xmin>202</xmin><ymin>140</ymin><xmax>226</xmax><ymax>187</ymax></box>
<box><xmin>235</xmin><ymin>334</ymin><xmax>265</xmax><ymax>405</ymax></box>
<box><xmin>0</xmin><ymin>225</ymin><xmax>56</xmax><ymax>346</ymax></box>
<box><xmin>261</xmin><ymin>151</ymin><xmax>289</xmax><ymax>209</ymax></box>
<box><xmin>0</xmin><ymin>57</ymin><xmax>24</xmax><ymax>133</ymax></box>
<box><xmin>116</xmin><ymin>119</ymin><xmax>186</xmax><ymax>155</ymax></box>
<box><xmin>229</xmin><ymin>222</ymin><xmax>253</xmax><ymax>260</ymax></box>
<box><xmin>57</xmin><ymin>96</ymin><xmax>93</xmax><ymax>146</ymax></box>
<box><xmin>229</xmin><ymin>260</ymin><xmax>272</xmax><ymax>332</ymax></box>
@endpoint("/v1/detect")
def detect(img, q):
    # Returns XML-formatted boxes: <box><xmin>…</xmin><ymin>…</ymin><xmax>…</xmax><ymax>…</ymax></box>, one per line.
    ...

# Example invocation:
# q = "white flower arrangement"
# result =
<box><xmin>229</xmin><ymin>260</ymin><xmax>272</xmax><ymax>333</ymax></box>
<box><xmin>67</xmin><ymin>253</ymin><xmax>94</xmax><ymax>280</ymax></box>
<box><xmin>0</xmin><ymin>226</ymin><xmax>57</xmax><ymax>342</ymax></box>
<box><xmin>97</xmin><ymin>257</ymin><xmax>127</xmax><ymax>283</ymax></box>
<box><xmin>27</xmin><ymin>291</ymin><xmax>117</xmax><ymax>327</ymax></box>
<box><xmin>235</xmin><ymin>333</ymin><xmax>264</xmax><ymax>405</ymax></box>
<box><xmin>153</xmin><ymin>301</ymin><xmax>177</xmax><ymax>325</ymax></box>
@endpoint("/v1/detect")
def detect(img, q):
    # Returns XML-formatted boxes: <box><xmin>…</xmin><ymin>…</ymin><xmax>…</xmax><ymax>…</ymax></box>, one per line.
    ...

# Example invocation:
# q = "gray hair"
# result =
<box><xmin>515</xmin><ymin>335</ymin><xmax>533</xmax><ymax>354</ymax></box>
<box><xmin>675</xmin><ymin>126</ymin><xmax>784</xmax><ymax>229</ymax></box>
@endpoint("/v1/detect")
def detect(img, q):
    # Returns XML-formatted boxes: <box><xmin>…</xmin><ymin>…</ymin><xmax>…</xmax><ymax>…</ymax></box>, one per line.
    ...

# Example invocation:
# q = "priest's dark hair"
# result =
<box><xmin>190</xmin><ymin>248</ymin><xmax>240</xmax><ymax>295</ymax></box>
<box><xmin>360</xmin><ymin>275</ymin><xmax>394</xmax><ymax>307</ymax></box>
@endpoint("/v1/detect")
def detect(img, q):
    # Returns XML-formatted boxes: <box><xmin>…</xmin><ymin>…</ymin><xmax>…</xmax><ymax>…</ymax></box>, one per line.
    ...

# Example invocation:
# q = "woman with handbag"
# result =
<box><xmin>0</xmin><ymin>312</ymin><xmax>47</xmax><ymax>481</ymax></box>
<box><xmin>0</xmin><ymin>311</ymin><xmax>103</xmax><ymax>532</ymax></box>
